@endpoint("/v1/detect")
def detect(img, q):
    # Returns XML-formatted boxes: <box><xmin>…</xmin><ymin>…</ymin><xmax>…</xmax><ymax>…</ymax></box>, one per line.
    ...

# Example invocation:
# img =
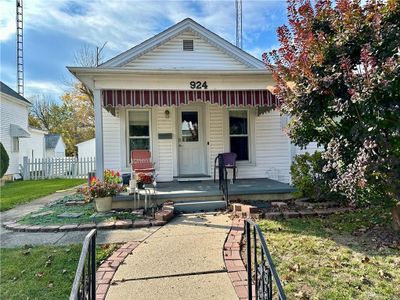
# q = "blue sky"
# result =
<box><xmin>0</xmin><ymin>0</ymin><xmax>287</xmax><ymax>101</ymax></box>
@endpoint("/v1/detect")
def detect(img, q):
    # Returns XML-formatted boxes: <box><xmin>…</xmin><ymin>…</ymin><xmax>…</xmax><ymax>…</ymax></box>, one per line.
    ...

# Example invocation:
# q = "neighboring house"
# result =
<box><xmin>45</xmin><ymin>134</ymin><xmax>66</xmax><ymax>158</ymax></box>
<box><xmin>68</xmin><ymin>18</ymin><xmax>305</xmax><ymax>183</ymax></box>
<box><xmin>76</xmin><ymin>138</ymin><xmax>96</xmax><ymax>158</ymax></box>
<box><xmin>19</xmin><ymin>127</ymin><xmax>48</xmax><ymax>163</ymax></box>
<box><xmin>0</xmin><ymin>81</ymin><xmax>31</xmax><ymax>178</ymax></box>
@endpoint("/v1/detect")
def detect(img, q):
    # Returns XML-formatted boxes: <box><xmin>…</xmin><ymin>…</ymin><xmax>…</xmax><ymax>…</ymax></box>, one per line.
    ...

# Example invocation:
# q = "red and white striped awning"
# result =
<box><xmin>102</xmin><ymin>90</ymin><xmax>278</xmax><ymax>107</ymax></box>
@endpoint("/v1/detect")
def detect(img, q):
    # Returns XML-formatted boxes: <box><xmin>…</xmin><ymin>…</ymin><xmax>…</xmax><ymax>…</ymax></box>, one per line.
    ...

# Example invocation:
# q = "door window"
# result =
<box><xmin>181</xmin><ymin>111</ymin><xmax>199</xmax><ymax>142</ymax></box>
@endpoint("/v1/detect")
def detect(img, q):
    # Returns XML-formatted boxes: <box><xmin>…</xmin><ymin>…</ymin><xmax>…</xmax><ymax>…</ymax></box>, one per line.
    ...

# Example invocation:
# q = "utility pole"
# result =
<box><xmin>235</xmin><ymin>0</ymin><xmax>242</xmax><ymax>49</ymax></box>
<box><xmin>16</xmin><ymin>0</ymin><xmax>24</xmax><ymax>95</ymax></box>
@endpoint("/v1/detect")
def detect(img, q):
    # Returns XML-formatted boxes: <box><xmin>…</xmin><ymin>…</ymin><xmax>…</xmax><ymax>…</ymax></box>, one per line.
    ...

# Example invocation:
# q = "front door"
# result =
<box><xmin>178</xmin><ymin>107</ymin><xmax>205</xmax><ymax>175</ymax></box>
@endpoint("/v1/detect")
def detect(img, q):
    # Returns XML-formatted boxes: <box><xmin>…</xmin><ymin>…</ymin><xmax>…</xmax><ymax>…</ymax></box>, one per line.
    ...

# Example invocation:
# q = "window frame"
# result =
<box><xmin>12</xmin><ymin>137</ymin><xmax>19</xmax><ymax>153</ymax></box>
<box><xmin>126</xmin><ymin>109</ymin><xmax>152</xmax><ymax>163</ymax></box>
<box><xmin>228</xmin><ymin>109</ymin><xmax>251</xmax><ymax>163</ymax></box>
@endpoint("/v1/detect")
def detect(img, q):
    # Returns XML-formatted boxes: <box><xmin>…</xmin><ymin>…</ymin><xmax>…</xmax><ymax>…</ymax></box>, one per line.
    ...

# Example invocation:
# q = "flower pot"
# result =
<box><xmin>137</xmin><ymin>182</ymin><xmax>144</xmax><ymax>189</ymax></box>
<box><xmin>95</xmin><ymin>196</ymin><xmax>112</xmax><ymax>212</ymax></box>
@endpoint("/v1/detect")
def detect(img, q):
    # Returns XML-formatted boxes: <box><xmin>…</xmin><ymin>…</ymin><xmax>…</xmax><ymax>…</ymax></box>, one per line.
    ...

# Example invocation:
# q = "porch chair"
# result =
<box><xmin>130</xmin><ymin>150</ymin><xmax>156</xmax><ymax>176</ymax></box>
<box><xmin>213</xmin><ymin>152</ymin><xmax>238</xmax><ymax>183</ymax></box>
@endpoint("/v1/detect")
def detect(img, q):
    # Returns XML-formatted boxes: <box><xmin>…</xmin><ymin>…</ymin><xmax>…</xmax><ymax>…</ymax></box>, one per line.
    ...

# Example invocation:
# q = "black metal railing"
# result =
<box><xmin>70</xmin><ymin>229</ymin><xmax>97</xmax><ymax>300</ymax></box>
<box><xmin>244</xmin><ymin>219</ymin><xmax>286</xmax><ymax>300</ymax></box>
<box><xmin>217</xmin><ymin>154</ymin><xmax>229</xmax><ymax>205</ymax></box>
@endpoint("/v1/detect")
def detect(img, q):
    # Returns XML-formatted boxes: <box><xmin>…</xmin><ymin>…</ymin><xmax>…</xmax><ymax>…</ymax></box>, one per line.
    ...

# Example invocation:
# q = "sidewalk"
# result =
<box><xmin>106</xmin><ymin>213</ymin><xmax>238</xmax><ymax>300</ymax></box>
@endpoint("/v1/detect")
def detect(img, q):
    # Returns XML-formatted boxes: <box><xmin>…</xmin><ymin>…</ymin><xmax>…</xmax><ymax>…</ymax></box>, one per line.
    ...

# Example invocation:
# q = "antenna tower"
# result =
<box><xmin>235</xmin><ymin>0</ymin><xmax>242</xmax><ymax>48</ymax></box>
<box><xmin>16</xmin><ymin>0</ymin><xmax>24</xmax><ymax>95</ymax></box>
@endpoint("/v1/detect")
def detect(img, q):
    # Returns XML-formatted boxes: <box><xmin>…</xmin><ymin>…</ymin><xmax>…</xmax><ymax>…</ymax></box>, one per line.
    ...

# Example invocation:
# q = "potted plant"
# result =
<box><xmin>104</xmin><ymin>169</ymin><xmax>123</xmax><ymax>187</ymax></box>
<box><xmin>84</xmin><ymin>176</ymin><xmax>123</xmax><ymax>212</ymax></box>
<box><xmin>135</xmin><ymin>173</ymin><xmax>154</xmax><ymax>189</ymax></box>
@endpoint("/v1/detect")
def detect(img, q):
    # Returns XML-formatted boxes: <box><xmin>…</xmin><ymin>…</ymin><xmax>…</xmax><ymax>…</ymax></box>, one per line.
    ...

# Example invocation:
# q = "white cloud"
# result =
<box><xmin>25</xmin><ymin>80</ymin><xmax>66</xmax><ymax>98</ymax></box>
<box><xmin>1</xmin><ymin>0</ymin><xmax>284</xmax><ymax>53</ymax></box>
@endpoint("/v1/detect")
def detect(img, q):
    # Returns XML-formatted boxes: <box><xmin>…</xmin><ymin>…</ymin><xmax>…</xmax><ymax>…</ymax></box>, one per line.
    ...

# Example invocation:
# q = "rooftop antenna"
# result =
<box><xmin>16</xmin><ymin>0</ymin><xmax>24</xmax><ymax>95</ymax></box>
<box><xmin>235</xmin><ymin>0</ymin><xmax>242</xmax><ymax>48</ymax></box>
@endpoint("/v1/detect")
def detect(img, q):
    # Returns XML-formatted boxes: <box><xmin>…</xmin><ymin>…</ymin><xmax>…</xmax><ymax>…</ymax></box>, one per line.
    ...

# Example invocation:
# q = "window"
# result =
<box><xmin>12</xmin><ymin>137</ymin><xmax>19</xmax><ymax>152</ymax></box>
<box><xmin>181</xmin><ymin>111</ymin><xmax>199</xmax><ymax>142</ymax></box>
<box><xmin>183</xmin><ymin>39</ymin><xmax>194</xmax><ymax>51</ymax></box>
<box><xmin>128</xmin><ymin>111</ymin><xmax>150</xmax><ymax>154</ymax></box>
<box><xmin>229</xmin><ymin>110</ymin><xmax>249</xmax><ymax>161</ymax></box>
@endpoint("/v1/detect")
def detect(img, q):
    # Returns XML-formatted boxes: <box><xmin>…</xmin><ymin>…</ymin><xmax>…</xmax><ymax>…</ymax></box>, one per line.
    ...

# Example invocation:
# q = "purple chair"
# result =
<box><xmin>214</xmin><ymin>152</ymin><xmax>238</xmax><ymax>183</ymax></box>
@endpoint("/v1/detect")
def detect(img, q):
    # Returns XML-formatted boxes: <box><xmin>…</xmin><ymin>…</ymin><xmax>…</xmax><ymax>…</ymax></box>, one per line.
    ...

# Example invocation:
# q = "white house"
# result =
<box><xmin>19</xmin><ymin>127</ymin><xmax>48</xmax><ymax>163</ymax></box>
<box><xmin>76</xmin><ymin>138</ymin><xmax>96</xmax><ymax>158</ymax></box>
<box><xmin>45</xmin><ymin>134</ymin><xmax>66</xmax><ymax>158</ymax></box>
<box><xmin>0</xmin><ymin>81</ymin><xmax>31</xmax><ymax>178</ymax></box>
<box><xmin>68</xmin><ymin>18</ymin><xmax>295</xmax><ymax>183</ymax></box>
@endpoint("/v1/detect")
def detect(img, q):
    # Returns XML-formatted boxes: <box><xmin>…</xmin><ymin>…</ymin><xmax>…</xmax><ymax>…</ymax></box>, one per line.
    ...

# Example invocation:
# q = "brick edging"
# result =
<box><xmin>2</xmin><ymin>219</ymin><xmax>167</xmax><ymax>233</ymax></box>
<box><xmin>96</xmin><ymin>241</ymin><xmax>140</xmax><ymax>300</ymax></box>
<box><xmin>223</xmin><ymin>218</ymin><xmax>253</xmax><ymax>300</ymax></box>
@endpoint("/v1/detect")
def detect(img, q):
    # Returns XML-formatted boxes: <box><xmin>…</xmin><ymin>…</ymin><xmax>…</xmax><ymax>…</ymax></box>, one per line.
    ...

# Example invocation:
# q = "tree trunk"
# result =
<box><xmin>392</xmin><ymin>202</ymin><xmax>400</xmax><ymax>232</ymax></box>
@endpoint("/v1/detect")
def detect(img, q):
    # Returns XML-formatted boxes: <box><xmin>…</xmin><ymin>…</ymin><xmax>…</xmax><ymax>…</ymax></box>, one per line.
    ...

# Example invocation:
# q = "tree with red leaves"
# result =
<box><xmin>264</xmin><ymin>0</ymin><xmax>400</xmax><ymax>228</ymax></box>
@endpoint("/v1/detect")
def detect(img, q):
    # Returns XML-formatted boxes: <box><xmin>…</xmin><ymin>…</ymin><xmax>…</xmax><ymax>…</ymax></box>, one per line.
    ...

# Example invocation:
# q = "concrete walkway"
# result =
<box><xmin>106</xmin><ymin>213</ymin><xmax>238</xmax><ymax>300</ymax></box>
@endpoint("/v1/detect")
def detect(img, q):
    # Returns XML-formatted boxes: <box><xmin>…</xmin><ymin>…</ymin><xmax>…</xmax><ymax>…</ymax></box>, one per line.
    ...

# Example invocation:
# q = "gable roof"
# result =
<box><xmin>45</xmin><ymin>134</ymin><xmax>61</xmax><ymax>149</ymax></box>
<box><xmin>0</xmin><ymin>81</ymin><xmax>31</xmax><ymax>105</ymax></box>
<box><xmin>100</xmin><ymin>18</ymin><xmax>265</xmax><ymax>69</ymax></box>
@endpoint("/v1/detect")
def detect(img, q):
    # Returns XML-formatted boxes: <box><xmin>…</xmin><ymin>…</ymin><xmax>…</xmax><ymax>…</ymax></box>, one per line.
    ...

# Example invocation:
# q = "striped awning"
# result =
<box><xmin>102</xmin><ymin>90</ymin><xmax>278</xmax><ymax>107</ymax></box>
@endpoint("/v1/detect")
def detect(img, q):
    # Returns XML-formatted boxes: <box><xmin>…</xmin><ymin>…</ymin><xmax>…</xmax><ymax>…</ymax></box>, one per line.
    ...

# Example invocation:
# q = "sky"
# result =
<box><xmin>0</xmin><ymin>0</ymin><xmax>287</xmax><ymax>101</ymax></box>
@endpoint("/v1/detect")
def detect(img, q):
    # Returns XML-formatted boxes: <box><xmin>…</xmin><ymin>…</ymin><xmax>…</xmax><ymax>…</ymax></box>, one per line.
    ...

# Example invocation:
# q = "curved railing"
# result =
<box><xmin>244</xmin><ymin>219</ymin><xmax>286</xmax><ymax>300</ymax></box>
<box><xmin>70</xmin><ymin>229</ymin><xmax>97</xmax><ymax>300</ymax></box>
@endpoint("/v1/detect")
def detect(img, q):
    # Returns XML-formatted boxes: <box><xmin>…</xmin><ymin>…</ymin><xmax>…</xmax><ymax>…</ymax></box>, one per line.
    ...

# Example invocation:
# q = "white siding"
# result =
<box><xmin>155</xmin><ymin>107</ymin><xmax>175</xmax><ymax>181</ymax></box>
<box><xmin>208</xmin><ymin>104</ymin><xmax>225</xmax><ymax>176</ymax></box>
<box><xmin>124</xmin><ymin>30</ymin><xmax>250</xmax><ymax>70</ymax></box>
<box><xmin>19</xmin><ymin>130</ymin><xmax>46</xmax><ymax>163</ymax></box>
<box><xmin>103</xmin><ymin>109</ymin><xmax>121</xmax><ymax>170</ymax></box>
<box><xmin>77</xmin><ymin>138</ymin><xmax>96</xmax><ymax>158</ymax></box>
<box><xmin>0</xmin><ymin>97</ymin><xmax>29</xmax><ymax>176</ymax></box>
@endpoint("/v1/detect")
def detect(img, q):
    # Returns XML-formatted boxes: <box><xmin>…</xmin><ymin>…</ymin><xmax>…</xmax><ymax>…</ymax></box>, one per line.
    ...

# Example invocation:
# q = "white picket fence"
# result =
<box><xmin>20</xmin><ymin>156</ymin><xmax>96</xmax><ymax>180</ymax></box>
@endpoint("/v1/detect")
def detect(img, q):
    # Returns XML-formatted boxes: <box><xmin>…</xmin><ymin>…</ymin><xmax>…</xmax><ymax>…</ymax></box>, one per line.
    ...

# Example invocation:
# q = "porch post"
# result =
<box><xmin>94</xmin><ymin>89</ymin><xmax>104</xmax><ymax>180</ymax></box>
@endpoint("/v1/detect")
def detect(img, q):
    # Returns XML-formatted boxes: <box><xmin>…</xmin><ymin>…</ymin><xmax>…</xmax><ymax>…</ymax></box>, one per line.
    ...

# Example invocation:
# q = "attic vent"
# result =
<box><xmin>183</xmin><ymin>40</ymin><xmax>194</xmax><ymax>51</ymax></box>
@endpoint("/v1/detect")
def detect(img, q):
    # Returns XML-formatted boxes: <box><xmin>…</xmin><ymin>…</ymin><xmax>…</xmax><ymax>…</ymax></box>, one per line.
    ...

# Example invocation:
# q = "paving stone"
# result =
<box><xmin>131</xmin><ymin>209</ymin><xmax>144</xmax><ymax>216</ymax></box>
<box><xmin>24</xmin><ymin>225</ymin><xmax>43</xmax><ymax>232</ymax></box>
<box><xmin>264</xmin><ymin>212</ymin><xmax>282</xmax><ymax>220</ymax></box>
<box><xmin>30</xmin><ymin>211</ymin><xmax>54</xmax><ymax>218</ymax></box>
<box><xmin>271</xmin><ymin>201</ymin><xmax>288</xmax><ymax>208</ymax></box>
<box><xmin>65</xmin><ymin>201</ymin><xmax>86</xmax><ymax>206</ymax></box>
<box><xmin>4</xmin><ymin>223</ymin><xmax>19</xmax><ymax>230</ymax></box>
<box><xmin>155</xmin><ymin>210</ymin><xmax>174</xmax><ymax>221</ymax></box>
<box><xmin>114</xmin><ymin>220</ymin><xmax>132</xmax><ymax>229</ymax></box>
<box><xmin>232</xmin><ymin>203</ymin><xmax>243</xmax><ymax>212</ymax></box>
<box><xmin>90</xmin><ymin>212</ymin><xmax>114</xmax><ymax>219</ymax></box>
<box><xmin>315</xmin><ymin>209</ymin><xmax>337</xmax><ymax>216</ymax></box>
<box><xmin>58</xmin><ymin>212</ymin><xmax>84</xmax><ymax>218</ymax></box>
<box><xmin>241</xmin><ymin>205</ymin><xmax>258</xmax><ymax>214</ymax></box>
<box><xmin>12</xmin><ymin>224</ymin><xmax>32</xmax><ymax>232</ymax></box>
<box><xmin>150</xmin><ymin>220</ymin><xmax>167</xmax><ymax>226</ymax></box>
<box><xmin>283</xmin><ymin>211</ymin><xmax>300</xmax><ymax>219</ymax></box>
<box><xmin>59</xmin><ymin>224</ymin><xmax>79</xmax><ymax>231</ymax></box>
<box><xmin>298</xmin><ymin>210</ymin><xmax>318</xmax><ymax>217</ymax></box>
<box><xmin>78</xmin><ymin>223</ymin><xmax>96</xmax><ymax>230</ymax></box>
<box><xmin>39</xmin><ymin>225</ymin><xmax>60</xmax><ymax>232</ymax></box>
<box><xmin>133</xmin><ymin>220</ymin><xmax>150</xmax><ymax>228</ymax></box>
<box><xmin>96</xmin><ymin>221</ymin><xmax>115</xmax><ymax>229</ymax></box>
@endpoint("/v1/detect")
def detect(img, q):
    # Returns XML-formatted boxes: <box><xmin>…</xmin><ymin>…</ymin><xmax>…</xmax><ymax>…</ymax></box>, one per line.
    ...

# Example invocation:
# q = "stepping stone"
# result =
<box><xmin>90</xmin><ymin>212</ymin><xmax>113</xmax><ymax>219</ymax></box>
<box><xmin>65</xmin><ymin>201</ymin><xmax>86</xmax><ymax>206</ymax></box>
<box><xmin>31</xmin><ymin>211</ymin><xmax>54</xmax><ymax>218</ymax></box>
<box><xmin>271</xmin><ymin>202</ymin><xmax>288</xmax><ymax>208</ymax></box>
<box><xmin>57</xmin><ymin>212</ymin><xmax>84</xmax><ymax>218</ymax></box>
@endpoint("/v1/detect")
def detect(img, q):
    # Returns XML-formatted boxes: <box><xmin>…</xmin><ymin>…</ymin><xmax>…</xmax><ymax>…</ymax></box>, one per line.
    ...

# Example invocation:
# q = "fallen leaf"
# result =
<box><xmin>361</xmin><ymin>256</ymin><xmax>370</xmax><ymax>263</ymax></box>
<box><xmin>289</xmin><ymin>263</ymin><xmax>301</xmax><ymax>273</ymax></box>
<box><xmin>22</xmin><ymin>249</ymin><xmax>31</xmax><ymax>255</ymax></box>
<box><xmin>361</xmin><ymin>275</ymin><xmax>373</xmax><ymax>286</ymax></box>
<box><xmin>35</xmin><ymin>272</ymin><xmax>44</xmax><ymax>278</ymax></box>
<box><xmin>378</xmin><ymin>270</ymin><xmax>393</xmax><ymax>280</ymax></box>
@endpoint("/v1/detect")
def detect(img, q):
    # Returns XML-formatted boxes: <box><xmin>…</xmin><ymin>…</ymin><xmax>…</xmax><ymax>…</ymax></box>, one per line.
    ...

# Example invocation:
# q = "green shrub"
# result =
<box><xmin>291</xmin><ymin>151</ymin><xmax>344</xmax><ymax>202</ymax></box>
<box><xmin>0</xmin><ymin>143</ymin><xmax>9</xmax><ymax>178</ymax></box>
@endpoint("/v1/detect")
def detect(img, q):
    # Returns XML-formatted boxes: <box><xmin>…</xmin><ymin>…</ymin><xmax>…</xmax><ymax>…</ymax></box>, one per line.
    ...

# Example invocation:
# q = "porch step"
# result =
<box><xmin>176</xmin><ymin>175</ymin><xmax>212</xmax><ymax>182</ymax></box>
<box><xmin>173</xmin><ymin>200</ymin><xmax>227</xmax><ymax>213</ymax></box>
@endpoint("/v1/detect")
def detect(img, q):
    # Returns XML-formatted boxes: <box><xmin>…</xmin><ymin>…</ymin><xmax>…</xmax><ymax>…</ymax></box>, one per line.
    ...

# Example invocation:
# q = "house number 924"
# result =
<box><xmin>190</xmin><ymin>81</ymin><xmax>208</xmax><ymax>90</ymax></box>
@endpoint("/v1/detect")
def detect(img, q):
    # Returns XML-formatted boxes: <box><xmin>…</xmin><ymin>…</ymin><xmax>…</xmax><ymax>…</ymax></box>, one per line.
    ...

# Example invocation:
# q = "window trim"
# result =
<box><xmin>126</xmin><ymin>109</ymin><xmax>152</xmax><ymax>164</ymax></box>
<box><xmin>12</xmin><ymin>137</ymin><xmax>19</xmax><ymax>153</ymax></box>
<box><xmin>225</xmin><ymin>107</ymin><xmax>256</xmax><ymax>166</ymax></box>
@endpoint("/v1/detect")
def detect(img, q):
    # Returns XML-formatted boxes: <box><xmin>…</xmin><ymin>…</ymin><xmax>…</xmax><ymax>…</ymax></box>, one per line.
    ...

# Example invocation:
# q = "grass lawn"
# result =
<box><xmin>0</xmin><ymin>243</ymin><xmax>118</xmax><ymax>299</ymax></box>
<box><xmin>19</xmin><ymin>194</ymin><xmax>143</xmax><ymax>225</ymax></box>
<box><xmin>258</xmin><ymin>206</ymin><xmax>400</xmax><ymax>299</ymax></box>
<box><xmin>0</xmin><ymin>179</ymin><xmax>86</xmax><ymax>211</ymax></box>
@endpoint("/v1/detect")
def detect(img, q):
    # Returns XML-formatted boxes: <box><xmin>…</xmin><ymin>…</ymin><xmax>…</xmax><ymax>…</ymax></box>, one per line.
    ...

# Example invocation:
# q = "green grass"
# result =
<box><xmin>258</xmin><ymin>206</ymin><xmax>400</xmax><ymax>299</ymax></box>
<box><xmin>19</xmin><ymin>194</ymin><xmax>143</xmax><ymax>225</ymax></box>
<box><xmin>0</xmin><ymin>243</ymin><xmax>118</xmax><ymax>300</ymax></box>
<box><xmin>0</xmin><ymin>179</ymin><xmax>86</xmax><ymax>211</ymax></box>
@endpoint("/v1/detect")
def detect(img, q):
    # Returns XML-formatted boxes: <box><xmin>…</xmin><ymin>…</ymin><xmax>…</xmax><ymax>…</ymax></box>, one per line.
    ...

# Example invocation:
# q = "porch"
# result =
<box><xmin>113</xmin><ymin>178</ymin><xmax>295</xmax><ymax>209</ymax></box>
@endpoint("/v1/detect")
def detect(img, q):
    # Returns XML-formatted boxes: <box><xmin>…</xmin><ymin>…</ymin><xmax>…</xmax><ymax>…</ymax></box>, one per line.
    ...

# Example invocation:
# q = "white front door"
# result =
<box><xmin>178</xmin><ymin>106</ymin><xmax>205</xmax><ymax>175</ymax></box>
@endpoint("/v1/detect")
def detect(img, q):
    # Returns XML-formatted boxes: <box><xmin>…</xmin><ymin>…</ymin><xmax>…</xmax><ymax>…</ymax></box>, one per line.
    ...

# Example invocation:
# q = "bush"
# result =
<box><xmin>0</xmin><ymin>143</ymin><xmax>9</xmax><ymax>178</ymax></box>
<box><xmin>291</xmin><ymin>151</ymin><xmax>344</xmax><ymax>202</ymax></box>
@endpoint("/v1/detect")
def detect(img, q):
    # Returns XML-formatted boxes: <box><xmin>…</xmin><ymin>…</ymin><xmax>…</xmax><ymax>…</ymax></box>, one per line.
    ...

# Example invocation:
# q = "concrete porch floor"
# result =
<box><xmin>114</xmin><ymin>178</ymin><xmax>295</xmax><ymax>206</ymax></box>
